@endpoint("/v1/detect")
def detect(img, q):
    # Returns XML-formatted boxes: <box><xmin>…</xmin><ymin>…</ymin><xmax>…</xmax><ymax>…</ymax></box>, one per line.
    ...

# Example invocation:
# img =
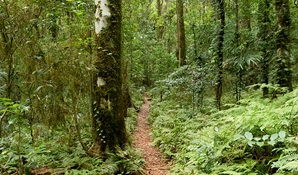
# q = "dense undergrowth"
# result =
<box><xmin>0</xmin><ymin>90</ymin><xmax>145</xmax><ymax>175</ymax></box>
<box><xmin>149</xmin><ymin>88</ymin><xmax>298</xmax><ymax>175</ymax></box>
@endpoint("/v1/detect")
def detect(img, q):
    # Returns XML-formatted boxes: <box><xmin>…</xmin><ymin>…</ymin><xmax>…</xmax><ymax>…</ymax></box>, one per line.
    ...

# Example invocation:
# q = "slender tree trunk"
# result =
<box><xmin>164</xmin><ymin>0</ymin><xmax>171</xmax><ymax>53</ymax></box>
<box><xmin>235</xmin><ymin>0</ymin><xmax>239</xmax><ymax>47</ymax></box>
<box><xmin>275</xmin><ymin>0</ymin><xmax>293</xmax><ymax>91</ymax></box>
<box><xmin>192</xmin><ymin>24</ymin><xmax>199</xmax><ymax>65</ymax></box>
<box><xmin>157</xmin><ymin>0</ymin><xmax>164</xmax><ymax>39</ymax></box>
<box><xmin>235</xmin><ymin>0</ymin><xmax>241</xmax><ymax>102</ymax></box>
<box><xmin>243</xmin><ymin>0</ymin><xmax>251</xmax><ymax>31</ymax></box>
<box><xmin>87</xmin><ymin>2</ymin><xmax>98</xmax><ymax>145</ymax></box>
<box><xmin>258</xmin><ymin>0</ymin><xmax>270</xmax><ymax>97</ymax></box>
<box><xmin>1</xmin><ymin>20</ymin><xmax>14</xmax><ymax>99</ymax></box>
<box><xmin>7</xmin><ymin>52</ymin><xmax>14</xmax><ymax>99</ymax></box>
<box><xmin>216</xmin><ymin>0</ymin><xmax>225</xmax><ymax>110</ymax></box>
<box><xmin>176</xmin><ymin>0</ymin><xmax>186</xmax><ymax>67</ymax></box>
<box><xmin>94</xmin><ymin>0</ymin><xmax>126</xmax><ymax>153</ymax></box>
<box><xmin>122</xmin><ymin>55</ymin><xmax>135</xmax><ymax>116</ymax></box>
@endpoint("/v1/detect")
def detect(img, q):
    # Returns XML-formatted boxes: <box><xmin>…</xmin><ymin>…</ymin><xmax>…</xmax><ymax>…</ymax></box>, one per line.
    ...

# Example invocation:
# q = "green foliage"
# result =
<box><xmin>151</xmin><ymin>64</ymin><xmax>215</xmax><ymax>113</ymax></box>
<box><xmin>272</xmin><ymin>147</ymin><xmax>298</xmax><ymax>173</ymax></box>
<box><xmin>1</xmin><ymin>0</ymin><xmax>298</xmax><ymax>174</ymax></box>
<box><xmin>0</xmin><ymin>97</ymin><xmax>143</xmax><ymax>175</ymax></box>
<box><xmin>149</xmin><ymin>89</ymin><xmax>298</xmax><ymax>174</ymax></box>
<box><xmin>125</xmin><ymin>108</ymin><xmax>138</xmax><ymax>134</ymax></box>
<box><xmin>242</xmin><ymin>130</ymin><xmax>286</xmax><ymax>147</ymax></box>
<box><xmin>1</xmin><ymin>117</ymin><xmax>144</xmax><ymax>175</ymax></box>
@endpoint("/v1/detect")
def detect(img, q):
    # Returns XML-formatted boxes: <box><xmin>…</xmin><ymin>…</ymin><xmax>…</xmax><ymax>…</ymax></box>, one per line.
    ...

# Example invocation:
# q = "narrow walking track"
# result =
<box><xmin>133</xmin><ymin>94</ymin><xmax>170</xmax><ymax>175</ymax></box>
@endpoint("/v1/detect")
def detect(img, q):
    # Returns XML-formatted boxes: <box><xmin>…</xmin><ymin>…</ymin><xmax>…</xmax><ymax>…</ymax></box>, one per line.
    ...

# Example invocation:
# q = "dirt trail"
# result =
<box><xmin>133</xmin><ymin>94</ymin><xmax>170</xmax><ymax>175</ymax></box>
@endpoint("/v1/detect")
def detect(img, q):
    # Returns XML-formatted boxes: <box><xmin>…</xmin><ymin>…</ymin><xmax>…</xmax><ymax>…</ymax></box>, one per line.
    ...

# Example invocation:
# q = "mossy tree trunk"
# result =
<box><xmin>258</xmin><ymin>0</ymin><xmax>271</xmax><ymax>97</ymax></box>
<box><xmin>93</xmin><ymin>0</ymin><xmax>126</xmax><ymax>153</ymax></box>
<box><xmin>275</xmin><ymin>0</ymin><xmax>293</xmax><ymax>91</ymax></box>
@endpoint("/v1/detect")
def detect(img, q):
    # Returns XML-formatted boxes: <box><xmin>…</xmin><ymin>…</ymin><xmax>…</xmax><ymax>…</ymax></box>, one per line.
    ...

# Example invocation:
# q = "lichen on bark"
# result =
<box><xmin>95</xmin><ymin>0</ymin><xmax>111</xmax><ymax>34</ymax></box>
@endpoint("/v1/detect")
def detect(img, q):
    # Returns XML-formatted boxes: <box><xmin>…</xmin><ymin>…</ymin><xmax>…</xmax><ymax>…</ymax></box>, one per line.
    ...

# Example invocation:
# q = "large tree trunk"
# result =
<box><xmin>93</xmin><ymin>0</ymin><xmax>126</xmax><ymax>153</ymax></box>
<box><xmin>176</xmin><ymin>0</ymin><xmax>186</xmax><ymax>67</ymax></box>
<box><xmin>216</xmin><ymin>0</ymin><xmax>225</xmax><ymax>110</ymax></box>
<box><xmin>275</xmin><ymin>0</ymin><xmax>293</xmax><ymax>91</ymax></box>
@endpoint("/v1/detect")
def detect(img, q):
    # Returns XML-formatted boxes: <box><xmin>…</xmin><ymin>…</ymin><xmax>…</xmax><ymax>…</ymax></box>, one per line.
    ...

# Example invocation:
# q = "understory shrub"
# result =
<box><xmin>149</xmin><ymin>89</ymin><xmax>298</xmax><ymax>174</ymax></box>
<box><xmin>0</xmin><ymin>104</ymin><xmax>144</xmax><ymax>175</ymax></box>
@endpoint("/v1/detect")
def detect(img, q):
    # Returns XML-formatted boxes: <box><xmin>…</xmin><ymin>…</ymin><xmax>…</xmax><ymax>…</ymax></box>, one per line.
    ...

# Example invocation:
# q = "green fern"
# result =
<box><xmin>279</xmin><ymin>161</ymin><xmax>298</xmax><ymax>172</ymax></box>
<box><xmin>149</xmin><ymin>88</ymin><xmax>298</xmax><ymax>174</ymax></box>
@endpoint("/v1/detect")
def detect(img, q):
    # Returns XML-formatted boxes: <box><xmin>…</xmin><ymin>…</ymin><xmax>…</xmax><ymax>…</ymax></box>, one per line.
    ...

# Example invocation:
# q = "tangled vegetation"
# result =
<box><xmin>149</xmin><ymin>87</ymin><xmax>298</xmax><ymax>174</ymax></box>
<box><xmin>0</xmin><ymin>96</ymin><xmax>144</xmax><ymax>175</ymax></box>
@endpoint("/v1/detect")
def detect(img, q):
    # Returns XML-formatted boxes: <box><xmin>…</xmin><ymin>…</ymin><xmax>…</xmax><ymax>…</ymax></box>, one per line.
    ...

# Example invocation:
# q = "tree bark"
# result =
<box><xmin>243</xmin><ymin>0</ymin><xmax>251</xmax><ymax>31</ymax></box>
<box><xmin>176</xmin><ymin>0</ymin><xmax>186</xmax><ymax>67</ymax></box>
<box><xmin>157</xmin><ymin>0</ymin><xmax>164</xmax><ymax>39</ymax></box>
<box><xmin>258</xmin><ymin>0</ymin><xmax>271</xmax><ymax>97</ymax></box>
<box><xmin>0</xmin><ymin>14</ymin><xmax>14</xmax><ymax>99</ymax></box>
<box><xmin>93</xmin><ymin>0</ymin><xmax>126</xmax><ymax>153</ymax></box>
<box><xmin>216</xmin><ymin>0</ymin><xmax>225</xmax><ymax>110</ymax></box>
<box><xmin>235</xmin><ymin>0</ymin><xmax>241</xmax><ymax>102</ymax></box>
<box><xmin>275</xmin><ymin>0</ymin><xmax>293</xmax><ymax>91</ymax></box>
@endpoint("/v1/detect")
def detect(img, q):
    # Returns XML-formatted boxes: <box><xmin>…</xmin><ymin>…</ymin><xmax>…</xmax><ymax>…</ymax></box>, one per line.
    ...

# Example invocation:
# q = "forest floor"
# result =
<box><xmin>133</xmin><ymin>94</ymin><xmax>170</xmax><ymax>175</ymax></box>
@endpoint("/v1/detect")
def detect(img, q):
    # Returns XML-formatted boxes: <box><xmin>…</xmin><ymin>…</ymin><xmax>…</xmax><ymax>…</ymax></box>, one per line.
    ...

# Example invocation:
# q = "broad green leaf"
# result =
<box><xmin>270</xmin><ymin>133</ymin><xmax>279</xmax><ymax>141</ymax></box>
<box><xmin>245</xmin><ymin>132</ymin><xmax>253</xmax><ymax>140</ymax></box>
<box><xmin>254</xmin><ymin>137</ymin><xmax>261</xmax><ymax>141</ymax></box>
<box><xmin>262</xmin><ymin>135</ymin><xmax>269</xmax><ymax>141</ymax></box>
<box><xmin>248</xmin><ymin>141</ymin><xmax>255</xmax><ymax>147</ymax></box>
<box><xmin>8</xmin><ymin>104</ymin><xmax>19</xmax><ymax>110</ymax></box>
<box><xmin>268</xmin><ymin>140</ymin><xmax>275</xmax><ymax>146</ymax></box>
<box><xmin>0</xmin><ymin>98</ymin><xmax>11</xmax><ymax>101</ymax></box>
<box><xmin>279</xmin><ymin>130</ymin><xmax>286</xmax><ymax>139</ymax></box>
<box><xmin>214</xmin><ymin>127</ymin><xmax>219</xmax><ymax>132</ymax></box>
<box><xmin>4</xmin><ymin>101</ymin><xmax>13</xmax><ymax>106</ymax></box>
<box><xmin>256</xmin><ymin>142</ymin><xmax>264</xmax><ymax>147</ymax></box>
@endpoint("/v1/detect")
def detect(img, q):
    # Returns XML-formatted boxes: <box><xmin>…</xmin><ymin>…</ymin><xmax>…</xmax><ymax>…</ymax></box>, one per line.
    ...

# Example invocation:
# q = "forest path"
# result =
<box><xmin>133</xmin><ymin>93</ymin><xmax>170</xmax><ymax>175</ymax></box>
